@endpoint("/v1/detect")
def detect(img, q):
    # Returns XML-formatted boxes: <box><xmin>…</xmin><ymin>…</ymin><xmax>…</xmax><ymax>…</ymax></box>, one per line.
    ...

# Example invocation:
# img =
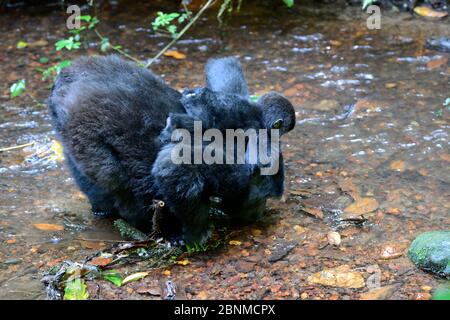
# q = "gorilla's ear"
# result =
<box><xmin>205</xmin><ymin>57</ymin><xmax>249</xmax><ymax>98</ymax></box>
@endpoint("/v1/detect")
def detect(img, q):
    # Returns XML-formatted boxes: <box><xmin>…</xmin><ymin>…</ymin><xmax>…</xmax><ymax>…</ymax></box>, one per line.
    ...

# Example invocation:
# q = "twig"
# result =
<box><xmin>0</xmin><ymin>142</ymin><xmax>35</xmax><ymax>152</ymax></box>
<box><xmin>93</xmin><ymin>29</ymin><xmax>143</xmax><ymax>65</ymax></box>
<box><xmin>75</xmin><ymin>237</ymin><xmax>132</xmax><ymax>243</ymax></box>
<box><xmin>145</xmin><ymin>0</ymin><xmax>216</xmax><ymax>68</ymax></box>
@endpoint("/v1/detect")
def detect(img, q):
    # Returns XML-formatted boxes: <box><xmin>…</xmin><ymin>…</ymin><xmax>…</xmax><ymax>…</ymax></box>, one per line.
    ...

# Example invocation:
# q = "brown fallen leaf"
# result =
<box><xmin>197</xmin><ymin>291</ymin><xmax>208</xmax><ymax>300</ymax></box>
<box><xmin>359</xmin><ymin>285</ymin><xmax>396</xmax><ymax>300</ymax></box>
<box><xmin>385</xmin><ymin>83</ymin><xmax>397</xmax><ymax>89</ymax></box>
<box><xmin>379</xmin><ymin>244</ymin><xmax>404</xmax><ymax>260</ymax></box>
<box><xmin>390</xmin><ymin>160</ymin><xmax>406</xmax><ymax>172</ymax></box>
<box><xmin>327</xmin><ymin>231</ymin><xmax>341</xmax><ymax>246</ymax></box>
<box><xmin>427</xmin><ymin>56</ymin><xmax>448</xmax><ymax>70</ymax></box>
<box><xmin>344</xmin><ymin>197</ymin><xmax>378</xmax><ymax>216</ymax></box>
<box><xmin>301</xmin><ymin>206</ymin><xmax>324</xmax><ymax>219</ymax></box>
<box><xmin>28</xmin><ymin>39</ymin><xmax>49</xmax><ymax>47</ymax></box>
<box><xmin>307</xmin><ymin>265</ymin><xmax>365</xmax><ymax>288</ymax></box>
<box><xmin>89</xmin><ymin>256</ymin><xmax>113</xmax><ymax>267</ymax></box>
<box><xmin>33</xmin><ymin>223</ymin><xmax>64</xmax><ymax>231</ymax></box>
<box><xmin>176</xmin><ymin>259</ymin><xmax>190</xmax><ymax>266</ymax></box>
<box><xmin>338</xmin><ymin>177</ymin><xmax>361</xmax><ymax>201</ymax></box>
<box><xmin>414</xmin><ymin>6</ymin><xmax>448</xmax><ymax>19</ymax></box>
<box><xmin>163</xmin><ymin>50</ymin><xmax>186</xmax><ymax>60</ymax></box>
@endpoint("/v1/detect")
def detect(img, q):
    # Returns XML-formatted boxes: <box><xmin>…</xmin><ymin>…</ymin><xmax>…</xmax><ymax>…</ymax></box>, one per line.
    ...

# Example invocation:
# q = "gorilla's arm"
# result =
<box><xmin>151</xmin><ymin>144</ymin><xmax>212</xmax><ymax>245</ymax></box>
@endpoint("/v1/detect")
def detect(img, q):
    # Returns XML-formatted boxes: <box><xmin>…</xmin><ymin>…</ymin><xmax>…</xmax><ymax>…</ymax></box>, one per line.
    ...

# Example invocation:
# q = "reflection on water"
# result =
<box><xmin>0</xmin><ymin>0</ymin><xmax>449</xmax><ymax>299</ymax></box>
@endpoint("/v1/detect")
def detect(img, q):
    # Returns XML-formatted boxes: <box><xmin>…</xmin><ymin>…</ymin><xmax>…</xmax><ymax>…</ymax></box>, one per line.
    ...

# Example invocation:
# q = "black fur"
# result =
<box><xmin>48</xmin><ymin>55</ymin><xmax>184</xmax><ymax>233</ymax></box>
<box><xmin>48</xmin><ymin>55</ymin><xmax>295</xmax><ymax>244</ymax></box>
<box><xmin>154</xmin><ymin>57</ymin><xmax>295</xmax><ymax>244</ymax></box>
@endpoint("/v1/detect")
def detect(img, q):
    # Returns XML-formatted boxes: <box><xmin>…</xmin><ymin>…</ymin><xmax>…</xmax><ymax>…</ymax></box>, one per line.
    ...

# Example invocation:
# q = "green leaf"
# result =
<box><xmin>444</xmin><ymin>98</ymin><xmax>450</xmax><ymax>107</ymax></box>
<box><xmin>283</xmin><ymin>0</ymin><xmax>294</xmax><ymax>8</ymax></box>
<box><xmin>17</xmin><ymin>41</ymin><xmax>28</xmax><ymax>49</ymax></box>
<box><xmin>10</xmin><ymin>79</ymin><xmax>26</xmax><ymax>98</ymax></box>
<box><xmin>55</xmin><ymin>37</ymin><xmax>81</xmax><ymax>51</ymax></box>
<box><xmin>63</xmin><ymin>278</ymin><xmax>89</xmax><ymax>300</ymax></box>
<box><xmin>79</xmin><ymin>15</ymin><xmax>92</xmax><ymax>22</ymax></box>
<box><xmin>249</xmin><ymin>94</ymin><xmax>260</xmax><ymax>102</ymax></box>
<box><xmin>100</xmin><ymin>37</ymin><xmax>111</xmax><ymax>52</ymax></box>
<box><xmin>39</xmin><ymin>57</ymin><xmax>49</xmax><ymax>64</ymax></box>
<box><xmin>362</xmin><ymin>0</ymin><xmax>375</xmax><ymax>10</ymax></box>
<box><xmin>122</xmin><ymin>272</ymin><xmax>149</xmax><ymax>285</ymax></box>
<box><xmin>167</xmin><ymin>25</ymin><xmax>178</xmax><ymax>36</ymax></box>
<box><xmin>88</xmin><ymin>16</ymin><xmax>99</xmax><ymax>29</ymax></box>
<box><xmin>152</xmin><ymin>11</ymin><xmax>180</xmax><ymax>31</ymax></box>
<box><xmin>102</xmin><ymin>270</ymin><xmax>123</xmax><ymax>287</ymax></box>
<box><xmin>433</xmin><ymin>285</ymin><xmax>450</xmax><ymax>300</ymax></box>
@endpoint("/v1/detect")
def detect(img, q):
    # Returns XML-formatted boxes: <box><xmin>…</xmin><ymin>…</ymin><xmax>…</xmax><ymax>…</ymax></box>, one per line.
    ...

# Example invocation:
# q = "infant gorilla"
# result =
<box><xmin>153</xmin><ymin>57</ymin><xmax>296</xmax><ymax>243</ymax></box>
<box><xmin>48</xmin><ymin>55</ymin><xmax>295</xmax><ymax>245</ymax></box>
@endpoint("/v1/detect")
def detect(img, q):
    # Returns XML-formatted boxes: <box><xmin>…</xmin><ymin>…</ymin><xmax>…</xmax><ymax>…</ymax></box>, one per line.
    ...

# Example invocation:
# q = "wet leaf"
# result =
<box><xmin>33</xmin><ymin>223</ymin><xmax>64</xmax><ymax>231</ymax></box>
<box><xmin>307</xmin><ymin>265</ymin><xmax>365</xmax><ymax>288</ymax></box>
<box><xmin>102</xmin><ymin>270</ymin><xmax>123</xmax><ymax>286</ymax></box>
<box><xmin>89</xmin><ymin>256</ymin><xmax>113</xmax><ymax>267</ymax></box>
<box><xmin>359</xmin><ymin>285</ymin><xmax>396</xmax><ymax>300</ymax></box>
<box><xmin>122</xmin><ymin>272</ymin><xmax>149</xmax><ymax>285</ymax></box>
<box><xmin>28</xmin><ymin>39</ymin><xmax>48</xmax><ymax>47</ymax></box>
<box><xmin>427</xmin><ymin>56</ymin><xmax>448</xmax><ymax>70</ymax></box>
<box><xmin>64</xmin><ymin>278</ymin><xmax>89</xmax><ymax>300</ymax></box>
<box><xmin>385</xmin><ymin>83</ymin><xmax>397</xmax><ymax>89</ymax></box>
<box><xmin>390</xmin><ymin>160</ymin><xmax>406</xmax><ymax>172</ymax></box>
<box><xmin>163</xmin><ymin>50</ymin><xmax>186</xmax><ymax>60</ymax></box>
<box><xmin>10</xmin><ymin>79</ymin><xmax>26</xmax><ymax>98</ymax></box>
<box><xmin>301</xmin><ymin>206</ymin><xmax>324</xmax><ymax>219</ymax></box>
<box><xmin>344</xmin><ymin>197</ymin><xmax>378</xmax><ymax>215</ymax></box>
<box><xmin>380</xmin><ymin>244</ymin><xmax>404</xmax><ymax>259</ymax></box>
<box><xmin>176</xmin><ymin>259</ymin><xmax>190</xmax><ymax>266</ymax></box>
<box><xmin>50</xmin><ymin>140</ymin><xmax>64</xmax><ymax>162</ymax></box>
<box><xmin>327</xmin><ymin>231</ymin><xmax>341</xmax><ymax>246</ymax></box>
<box><xmin>16</xmin><ymin>41</ymin><xmax>28</xmax><ymax>49</ymax></box>
<box><xmin>414</xmin><ymin>6</ymin><xmax>448</xmax><ymax>19</ymax></box>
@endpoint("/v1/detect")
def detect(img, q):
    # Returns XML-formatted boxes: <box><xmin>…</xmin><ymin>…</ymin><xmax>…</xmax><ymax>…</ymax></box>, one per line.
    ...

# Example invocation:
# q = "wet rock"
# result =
<box><xmin>268</xmin><ymin>241</ymin><xmax>297</xmax><ymax>262</ymax></box>
<box><xmin>359</xmin><ymin>285</ymin><xmax>397</xmax><ymax>300</ymax></box>
<box><xmin>305</xmin><ymin>99</ymin><xmax>340</xmax><ymax>112</ymax></box>
<box><xmin>408</xmin><ymin>231</ymin><xmax>450</xmax><ymax>278</ymax></box>
<box><xmin>380</xmin><ymin>243</ymin><xmax>405</xmax><ymax>260</ymax></box>
<box><xmin>307</xmin><ymin>265</ymin><xmax>365</xmax><ymax>288</ymax></box>
<box><xmin>426</xmin><ymin>38</ymin><xmax>450</xmax><ymax>53</ymax></box>
<box><xmin>327</xmin><ymin>231</ymin><xmax>341</xmax><ymax>246</ymax></box>
<box><xmin>3</xmin><ymin>258</ymin><xmax>22</xmax><ymax>265</ymax></box>
<box><xmin>236</xmin><ymin>261</ymin><xmax>255</xmax><ymax>273</ymax></box>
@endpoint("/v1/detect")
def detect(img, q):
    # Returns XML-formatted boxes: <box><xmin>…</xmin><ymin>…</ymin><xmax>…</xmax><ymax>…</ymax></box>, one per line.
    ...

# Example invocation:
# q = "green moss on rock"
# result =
<box><xmin>408</xmin><ymin>230</ymin><xmax>450</xmax><ymax>278</ymax></box>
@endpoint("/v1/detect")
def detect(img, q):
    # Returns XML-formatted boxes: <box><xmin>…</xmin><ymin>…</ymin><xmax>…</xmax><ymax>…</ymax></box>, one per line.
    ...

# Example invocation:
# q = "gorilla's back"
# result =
<box><xmin>48</xmin><ymin>55</ymin><xmax>184</xmax><ymax>137</ymax></box>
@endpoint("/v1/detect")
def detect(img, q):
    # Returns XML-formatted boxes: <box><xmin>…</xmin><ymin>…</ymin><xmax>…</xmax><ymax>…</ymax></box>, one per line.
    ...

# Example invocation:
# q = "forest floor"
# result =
<box><xmin>0</xmin><ymin>0</ymin><xmax>449</xmax><ymax>299</ymax></box>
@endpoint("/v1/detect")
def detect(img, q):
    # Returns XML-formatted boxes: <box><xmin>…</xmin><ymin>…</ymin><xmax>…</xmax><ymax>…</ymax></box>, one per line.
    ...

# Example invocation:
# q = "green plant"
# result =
<box><xmin>151</xmin><ymin>11</ymin><xmax>192</xmax><ymax>37</ymax></box>
<box><xmin>10</xmin><ymin>79</ymin><xmax>26</xmax><ymax>98</ymax></box>
<box><xmin>362</xmin><ymin>0</ymin><xmax>376</xmax><ymax>10</ymax></box>
<box><xmin>39</xmin><ymin>60</ymin><xmax>72</xmax><ymax>81</ymax></box>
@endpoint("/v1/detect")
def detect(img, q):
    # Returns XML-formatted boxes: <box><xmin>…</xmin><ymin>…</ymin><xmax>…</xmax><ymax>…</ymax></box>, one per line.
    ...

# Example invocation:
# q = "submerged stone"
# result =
<box><xmin>408</xmin><ymin>231</ymin><xmax>450</xmax><ymax>278</ymax></box>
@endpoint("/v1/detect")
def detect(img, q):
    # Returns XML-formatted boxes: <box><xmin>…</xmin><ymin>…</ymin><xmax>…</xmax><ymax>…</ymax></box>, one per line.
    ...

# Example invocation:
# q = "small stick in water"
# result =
<box><xmin>0</xmin><ymin>141</ymin><xmax>35</xmax><ymax>152</ymax></box>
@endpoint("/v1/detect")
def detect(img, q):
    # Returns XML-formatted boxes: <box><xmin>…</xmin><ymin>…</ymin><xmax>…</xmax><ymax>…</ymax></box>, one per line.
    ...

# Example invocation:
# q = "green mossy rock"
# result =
<box><xmin>408</xmin><ymin>231</ymin><xmax>450</xmax><ymax>278</ymax></box>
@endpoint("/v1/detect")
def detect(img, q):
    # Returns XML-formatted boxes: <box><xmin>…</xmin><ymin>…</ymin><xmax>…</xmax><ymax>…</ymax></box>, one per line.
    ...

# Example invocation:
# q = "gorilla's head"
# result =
<box><xmin>180</xmin><ymin>87</ymin><xmax>295</xmax><ymax>135</ymax></box>
<box><xmin>258</xmin><ymin>92</ymin><xmax>296</xmax><ymax>136</ymax></box>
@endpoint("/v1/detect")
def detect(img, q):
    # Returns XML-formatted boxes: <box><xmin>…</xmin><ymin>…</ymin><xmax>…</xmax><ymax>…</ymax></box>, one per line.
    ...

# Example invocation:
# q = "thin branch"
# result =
<box><xmin>145</xmin><ymin>0</ymin><xmax>216</xmax><ymax>68</ymax></box>
<box><xmin>94</xmin><ymin>29</ymin><xmax>143</xmax><ymax>65</ymax></box>
<box><xmin>0</xmin><ymin>142</ymin><xmax>35</xmax><ymax>152</ymax></box>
